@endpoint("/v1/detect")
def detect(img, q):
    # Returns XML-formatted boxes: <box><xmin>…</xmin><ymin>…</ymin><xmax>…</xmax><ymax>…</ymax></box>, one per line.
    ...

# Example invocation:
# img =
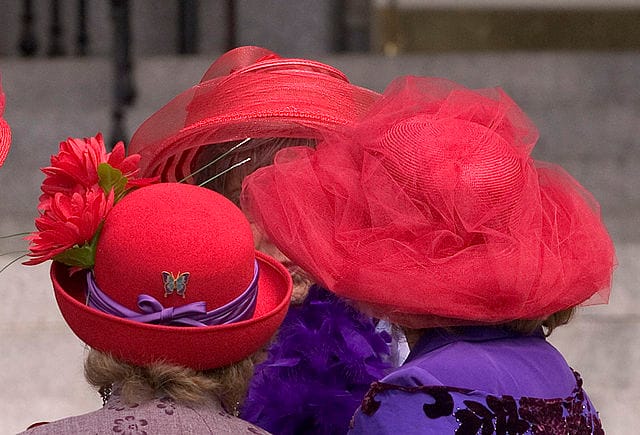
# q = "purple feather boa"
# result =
<box><xmin>241</xmin><ymin>285</ymin><xmax>393</xmax><ymax>434</ymax></box>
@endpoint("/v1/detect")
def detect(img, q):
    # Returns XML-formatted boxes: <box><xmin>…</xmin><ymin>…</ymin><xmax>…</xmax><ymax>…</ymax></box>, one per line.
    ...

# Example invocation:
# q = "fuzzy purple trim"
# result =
<box><xmin>241</xmin><ymin>285</ymin><xmax>393</xmax><ymax>434</ymax></box>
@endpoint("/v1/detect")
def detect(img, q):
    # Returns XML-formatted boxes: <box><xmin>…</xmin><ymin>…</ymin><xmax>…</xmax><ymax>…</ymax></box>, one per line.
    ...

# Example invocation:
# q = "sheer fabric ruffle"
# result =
<box><xmin>0</xmin><ymin>74</ymin><xmax>10</xmax><ymax>167</ymax></box>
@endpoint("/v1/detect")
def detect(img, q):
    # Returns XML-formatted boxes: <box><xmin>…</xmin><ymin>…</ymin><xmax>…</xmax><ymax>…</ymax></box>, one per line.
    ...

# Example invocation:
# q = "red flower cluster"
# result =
<box><xmin>26</xmin><ymin>134</ymin><xmax>157</xmax><ymax>267</ymax></box>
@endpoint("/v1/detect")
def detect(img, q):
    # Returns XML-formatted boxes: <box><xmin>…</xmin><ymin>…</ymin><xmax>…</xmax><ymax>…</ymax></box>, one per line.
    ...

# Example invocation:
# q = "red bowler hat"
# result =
<box><xmin>242</xmin><ymin>76</ymin><xmax>615</xmax><ymax>328</ymax></box>
<box><xmin>128</xmin><ymin>45</ymin><xmax>380</xmax><ymax>182</ymax></box>
<box><xmin>0</xmin><ymin>74</ymin><xmax>11</xmax><ymax>167</ymax></box>
<box><xmin>51</xmin><ymin>182</ymin><xmax>292</xmax><ymax>370</ymax></box>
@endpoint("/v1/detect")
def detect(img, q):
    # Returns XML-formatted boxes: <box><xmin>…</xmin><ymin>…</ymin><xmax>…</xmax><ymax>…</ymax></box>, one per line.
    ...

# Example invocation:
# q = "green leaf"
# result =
<box><xmin>97</xmin><ymin>163</ymin><xmax>128</xmax><ymax>201</ymax></box>
<box><xmin>53</xmin><ymin>243</ymin><xmax>96</xmax><ymax>268</ymax></box>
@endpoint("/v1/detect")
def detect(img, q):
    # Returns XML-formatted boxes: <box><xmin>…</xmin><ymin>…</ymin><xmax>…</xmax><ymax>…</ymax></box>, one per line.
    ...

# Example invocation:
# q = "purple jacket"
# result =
<box><xmin>349</xmin><ymin>326</ymin><xmax>604</xmax><ymax>434</ymax></box>
<box><xmin>21</xmin><ymin>390</ymin><xmax>270</xmax><ymax>434</ymax></box>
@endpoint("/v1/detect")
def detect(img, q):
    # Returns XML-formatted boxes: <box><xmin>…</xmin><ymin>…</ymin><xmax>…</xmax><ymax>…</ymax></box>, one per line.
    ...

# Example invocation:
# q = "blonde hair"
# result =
<box><xmin>503</xmin><ymin>307</ymin><xmax>576</xmax><ymax>337</ymax></box>
<box><xmin>402</xmin><ymin>307</ymin><xmax>577</xmax><ymax>349</ymax></box>
<box><xmin>84</xmin><ymin>349</ymin><xmax>255</xmax><ymax>411</ymax></box>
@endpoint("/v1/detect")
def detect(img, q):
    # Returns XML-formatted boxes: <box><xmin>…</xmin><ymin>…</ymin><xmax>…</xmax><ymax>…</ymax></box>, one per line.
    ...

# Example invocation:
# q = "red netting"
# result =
<box><xmin>128</xmin><ymin>46</ymin><xmax>379</xmax><ymax>181</ymax></box>
<box><xmin>0</xmin><ymin>74</ymin><xmax>10</xmax><ymax>167</ymax></box>
<box><xmin>242</xmin><ymin>76</ymin><xmax>615</xmax><ymax>328</ymax></box>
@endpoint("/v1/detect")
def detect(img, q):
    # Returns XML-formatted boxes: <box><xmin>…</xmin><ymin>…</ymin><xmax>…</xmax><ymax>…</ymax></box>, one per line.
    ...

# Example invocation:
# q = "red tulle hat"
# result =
<box><xmin>0</xmin><ymin>74</ymin><xmax>11</xmax><ymax>167</ymax></box>
<box><xmin>242</xmin><ymin>76</ymin><xmax>616</xmax><ymax>328</ymax></box>
<box><xmin>52</xmin><ymin>183</ymin><xmax>292</xmax><ymax>370</ymax></box>
<box><xmin>128</xmin><ymin>46</ymin><xmax>380</xmax><ymax>181</ymax></box>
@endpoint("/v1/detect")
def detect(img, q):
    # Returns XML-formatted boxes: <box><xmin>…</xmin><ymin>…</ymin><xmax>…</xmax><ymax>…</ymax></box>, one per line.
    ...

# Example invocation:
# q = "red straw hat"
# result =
<box><xmin>128</xmin><ymin>46</ymin><xmax>380</xmax><ymax>181</ymax></box>
<box><xmin>242</xmin><ymin>76</ymin><xmax>615</xmax><ymax>328</ymax></box>
<box><xmin>0</xmin><ymin>74</ymin><xmax>11</xmax><ymax>167</ymax></box>
<box><xmin>52</xmin><ymin>182</ymin><xmax>292</xmax><ymax>369</ymax></box>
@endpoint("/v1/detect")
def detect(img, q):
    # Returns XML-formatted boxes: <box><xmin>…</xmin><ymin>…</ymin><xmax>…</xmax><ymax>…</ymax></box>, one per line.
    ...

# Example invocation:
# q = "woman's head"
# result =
<box><xmin>191</xmin><ymin>137</ymin><xmax>316</xmax><ymax>207</ymax></box>
<box><xmin>21</xmin><ymin>135</ymin><xmax>295</xmax><ymax>407</ymax></box>
<box><xmin>128</xmin><ymin>46</ymin><xmax>379</xmax><ymax>182</ymax></box>
<box><xmin>190</xmin><ymin>137</ymin><xmax>316</xmax><ymax>304</ymax></box>
<box><xmin>49</xmin><ymin>182</ymin><xmax>292</xmax><ymax>370</ymax></box>
<box><xmin>241</xmin><ymin>76</ymin><xmax>616</xmax><ymax>328</ymax></box>
<box><xmin>84</xmin><ymin>349</ymin><xmax>255</xmax><ymax>410</ymax></box>
<box><xmin>126</xmin><ymin>47</ymin><xmax>380</xmax><ymax>302</ymax></box>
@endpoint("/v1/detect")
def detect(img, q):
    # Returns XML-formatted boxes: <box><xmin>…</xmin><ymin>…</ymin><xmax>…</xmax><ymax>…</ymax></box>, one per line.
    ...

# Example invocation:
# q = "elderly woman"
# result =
<box><xmin>21</xmin><ymin>135</ymin><xmax>292</xmax><ymax>434</ymax></box>
<box><xmin>127</xmin><ymin>47</ymin><xmax>394</xmax><ymax>434</ymax></box>
<box><xmin>241</xmin><ymin>76</ymin><xmax>615</xmax><ymax>434</ymax></box>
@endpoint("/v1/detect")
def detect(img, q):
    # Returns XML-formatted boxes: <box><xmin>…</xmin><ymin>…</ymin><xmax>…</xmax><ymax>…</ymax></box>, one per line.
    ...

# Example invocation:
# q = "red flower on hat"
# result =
<box><xmin>26</xmin><ymin>134</ymin><xmax>157</xmax><ymax>267</ymax></box>
<box><xmin>38</xmin><ymin>134</ymin><xmax>149</xmax><ymax>209</ymax></box>
<box><xmin>26</xmin><ymin>188</ymin><xmax>114</xmax><ymax>266</ymax></box>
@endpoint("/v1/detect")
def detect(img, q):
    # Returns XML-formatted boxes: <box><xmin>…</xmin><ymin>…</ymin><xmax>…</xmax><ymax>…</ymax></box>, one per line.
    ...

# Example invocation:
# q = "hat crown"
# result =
<box><xmin>372</xmin><ymin>115</ymin><xmax>528</xmax><ymax>231</ymax></box>
<box><xmin>94</xmin><ymin>183</ymin><xmax>255</xmax><ymax>312</ymax></box>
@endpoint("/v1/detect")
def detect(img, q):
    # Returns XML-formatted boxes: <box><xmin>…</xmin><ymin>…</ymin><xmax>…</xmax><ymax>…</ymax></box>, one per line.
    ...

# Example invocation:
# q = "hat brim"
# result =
<box><xmin>52</xmin><ymin>251</ymin><xmax>292</xmax><ymax>370</ymax></box>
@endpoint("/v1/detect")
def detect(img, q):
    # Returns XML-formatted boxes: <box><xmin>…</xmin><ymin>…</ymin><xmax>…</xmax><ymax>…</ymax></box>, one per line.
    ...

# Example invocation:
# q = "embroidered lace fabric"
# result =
<box><xmin>353</xmin><ymin>371</ymin><xmax>603</xmax><ymax>435</ymax></box>
<box><xmin>22</xmin><ymin>387</ymin><xmax>270</xmax><ymax>434</ymax></box>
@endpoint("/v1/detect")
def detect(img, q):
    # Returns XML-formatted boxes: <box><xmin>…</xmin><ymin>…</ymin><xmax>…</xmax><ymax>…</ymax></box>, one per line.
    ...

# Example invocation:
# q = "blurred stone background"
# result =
<box><xmin>1</xmin><ymin>1</ymin><xmax>639</xmax><ymax>433</ymax></box>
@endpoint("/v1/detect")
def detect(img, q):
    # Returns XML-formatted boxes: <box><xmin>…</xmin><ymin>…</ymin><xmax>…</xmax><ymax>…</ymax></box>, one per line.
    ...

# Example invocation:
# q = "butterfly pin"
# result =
<box><xmin>162</xmin><ymin>271</ymin><xmax>190</xmax><ymax>298</ymax></box>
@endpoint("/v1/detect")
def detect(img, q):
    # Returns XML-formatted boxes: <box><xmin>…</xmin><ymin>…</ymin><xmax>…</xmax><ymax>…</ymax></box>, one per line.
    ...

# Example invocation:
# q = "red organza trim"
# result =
<box><xmin>0</xmin><ymin>74</ymin><xmax>10</xmax><ymax>167</ymax></box>
<box><xmin>242</xmin><ymin>76</ymin><xmax>615</xmax><ymax>327</ymax></box>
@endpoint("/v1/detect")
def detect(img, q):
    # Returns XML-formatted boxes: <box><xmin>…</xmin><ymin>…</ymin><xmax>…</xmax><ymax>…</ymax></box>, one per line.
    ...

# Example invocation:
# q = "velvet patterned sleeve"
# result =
<box><xmin>350</xmin><ymin>371</ymin><xmax>604</xmax><ymax>435</ymax></box>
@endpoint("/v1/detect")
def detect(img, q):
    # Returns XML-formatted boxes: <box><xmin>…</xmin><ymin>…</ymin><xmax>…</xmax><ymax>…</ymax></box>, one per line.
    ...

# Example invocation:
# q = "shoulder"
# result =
<box><xmin>350</xmin><ymin>370</ymin><xmax>603</xmax><ymax>435</ymax></box>
<box><xmin>198</xmin><ymin>407</ymin><xmax>270</xmax><ymax>434</ymax></box>
<box><xmin>21</xmin><ymin>396</ymin><xmax>270</xmax><ymax>435</ymax></box>
<box><xmin>388</xmin><ymin>333</ymin><xmax>577</xmax><ymax>397</ymax></box>
<box><xmin>348</xmin><ymin>381</ymin><xmax>476</xmax><ymax>435</ymax></box>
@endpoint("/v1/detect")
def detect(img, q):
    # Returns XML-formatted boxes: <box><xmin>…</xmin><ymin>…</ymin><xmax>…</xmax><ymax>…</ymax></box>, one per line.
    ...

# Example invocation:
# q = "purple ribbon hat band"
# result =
<box><xmin>86</xmin><ymin>260</ymin><xmax>259</xmax><ymax>327</ymax></box>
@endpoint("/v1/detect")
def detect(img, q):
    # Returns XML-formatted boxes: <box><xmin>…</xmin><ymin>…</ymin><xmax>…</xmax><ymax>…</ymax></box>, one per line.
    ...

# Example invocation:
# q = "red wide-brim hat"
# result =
<box><xmin>0</xmin><ymin>74</ymin><xmax>11</xmax><ymax>167</ymax></box>
<box><xmin>242</xmin><ymin>76</ymin><xmax>616</xmax><ymax>328</ymax></box>
<box><xmin>52</xmin><ymin>250</ymin><xmax>292</xmax><ymax>370</ymax></box>
<box><xmin>128</xmin><ymin>46</ymin><xmax>380</xmax><ymax>181</ymax></box>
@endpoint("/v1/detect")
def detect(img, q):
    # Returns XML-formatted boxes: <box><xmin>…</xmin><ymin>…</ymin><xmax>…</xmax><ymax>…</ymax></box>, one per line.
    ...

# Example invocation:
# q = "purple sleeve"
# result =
<box><xmin>382</xmin><ymin>364</ymin><xmax>444</xmax><ymax>387</ymax></box>
<box><xmin>348</xmin><ymin>387</ymin><xmax>461</xmax><ymax>435</ymax></box>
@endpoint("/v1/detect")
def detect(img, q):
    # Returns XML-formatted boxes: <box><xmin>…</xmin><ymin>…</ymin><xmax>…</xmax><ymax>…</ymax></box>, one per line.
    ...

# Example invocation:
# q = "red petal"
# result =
<box><xmin>107</xmin><ymin>141</ymin><xmax>126</xmax><ymax>167</ymax></box>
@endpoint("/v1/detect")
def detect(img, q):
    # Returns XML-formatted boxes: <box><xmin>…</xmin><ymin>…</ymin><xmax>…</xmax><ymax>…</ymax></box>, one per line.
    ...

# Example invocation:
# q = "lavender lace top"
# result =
<box><xmin>21</xmin><ymin>387</ymin><xmax>269</xmax><ymax>435</ymax></box>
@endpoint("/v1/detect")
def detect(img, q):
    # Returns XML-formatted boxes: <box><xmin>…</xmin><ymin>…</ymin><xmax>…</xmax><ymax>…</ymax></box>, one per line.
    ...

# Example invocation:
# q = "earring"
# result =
<box><xmin>99</xmin><ymin>384</ymin><xmax>113</xmax><ymax>406</ymax></box>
